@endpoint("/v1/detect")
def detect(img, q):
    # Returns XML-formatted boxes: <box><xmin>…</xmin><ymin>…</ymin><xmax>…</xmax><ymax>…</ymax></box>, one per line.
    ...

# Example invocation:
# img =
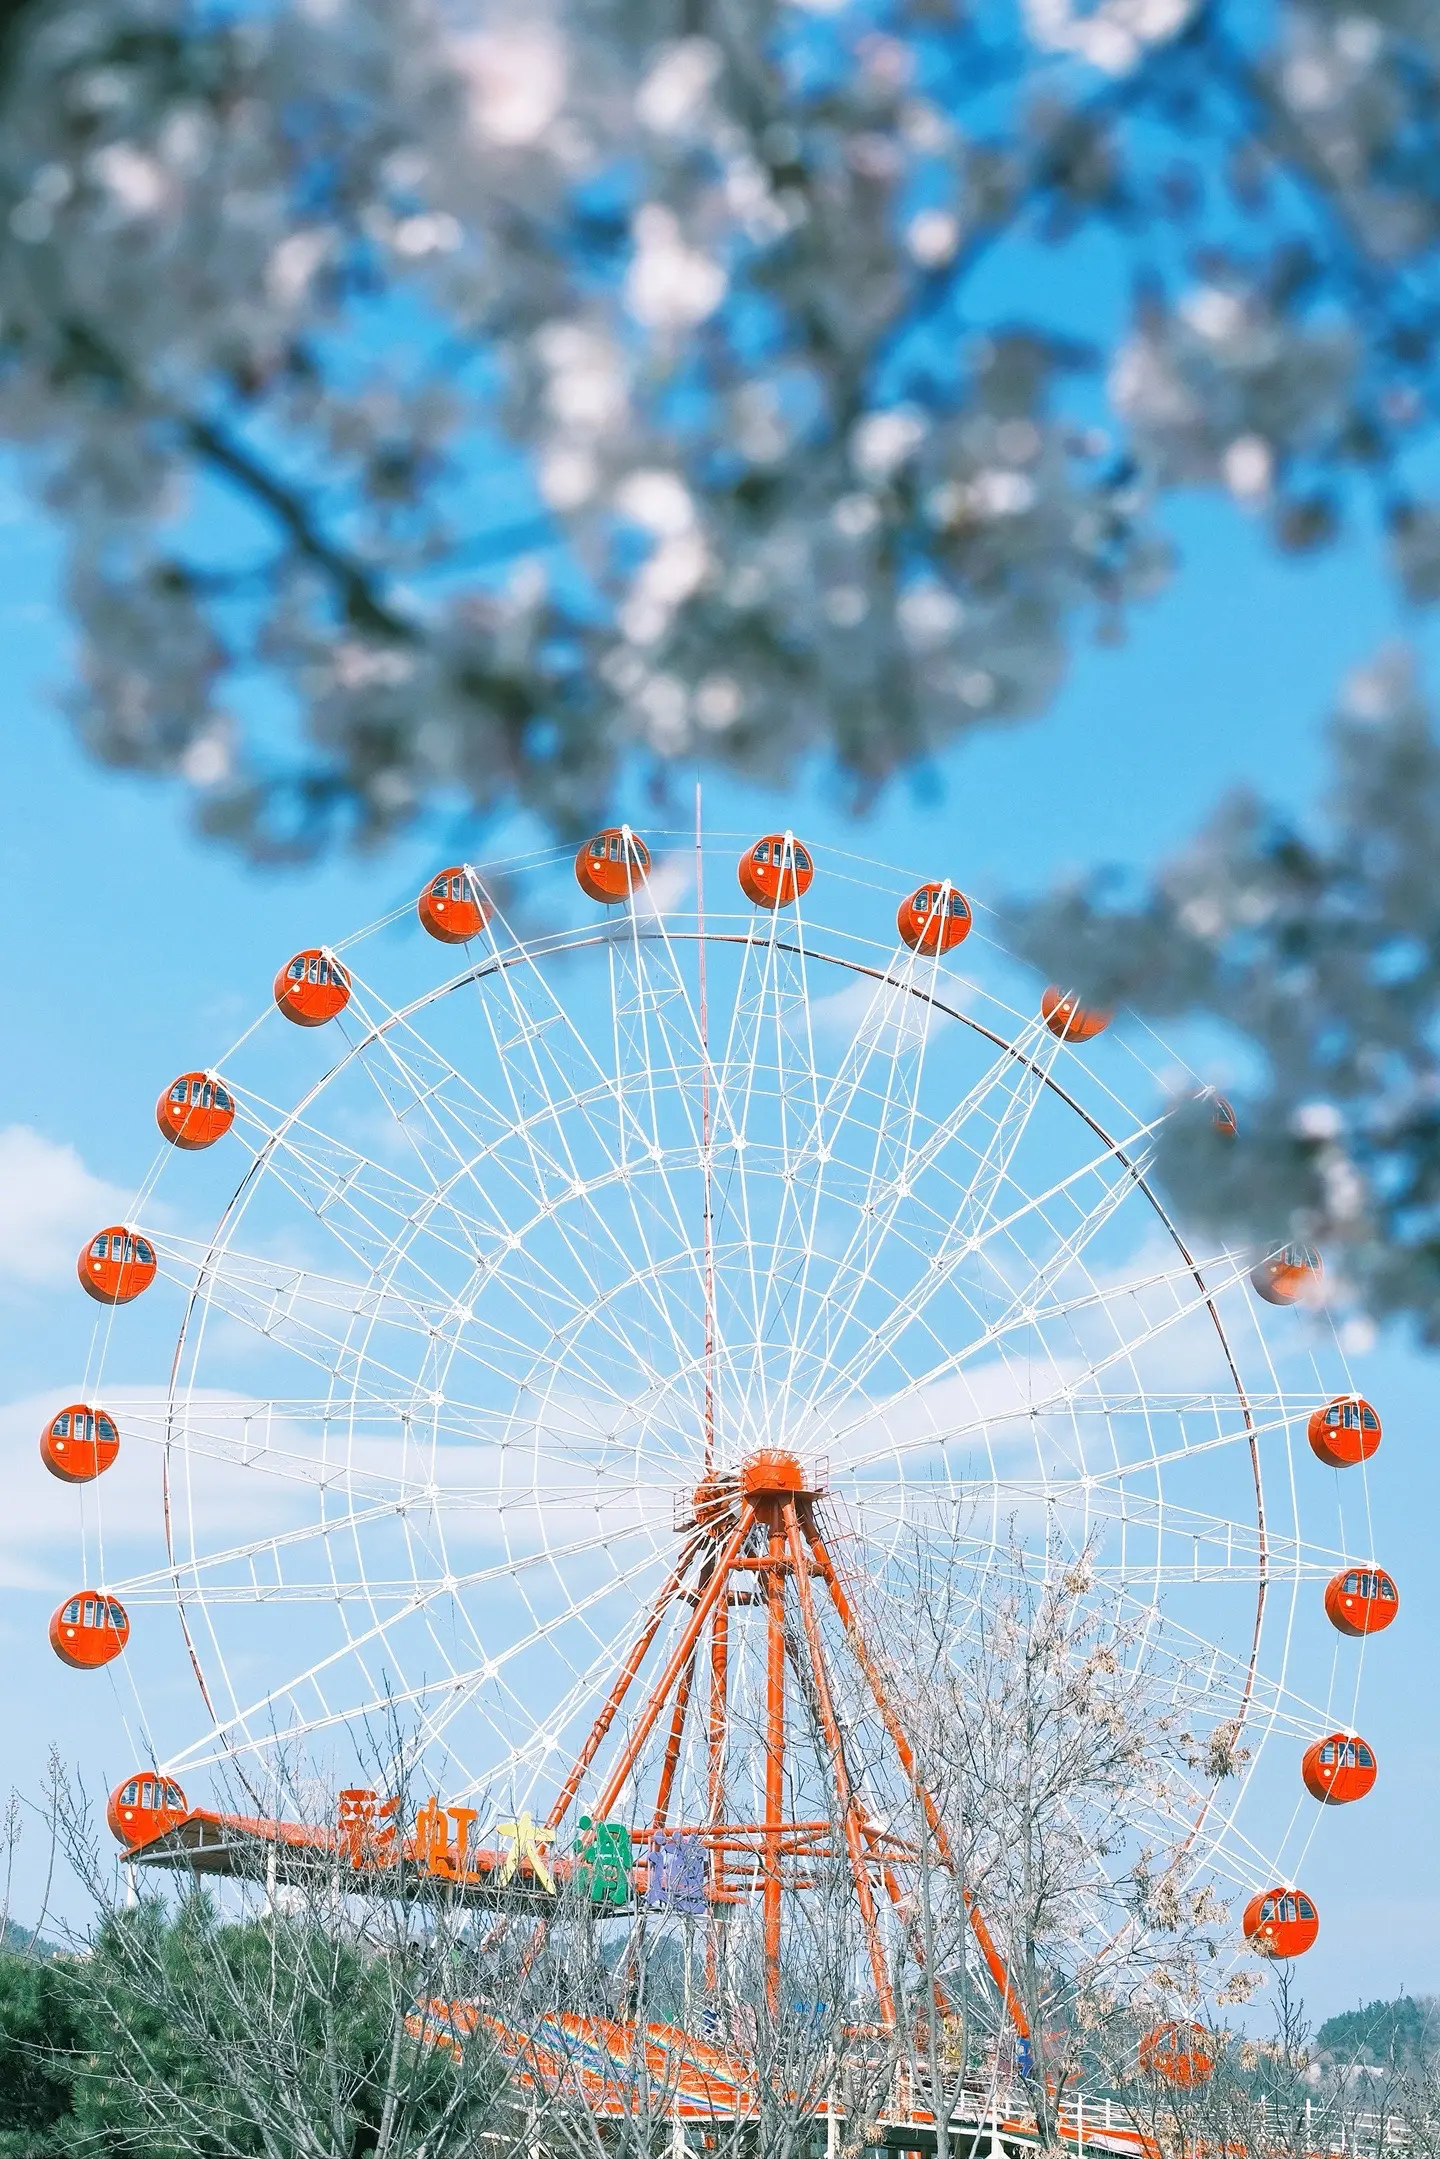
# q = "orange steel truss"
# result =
<box><xmin>541</xmin><ymin>1446</ymin><xmax>1031</xmax><ymax>2044</ymax></box>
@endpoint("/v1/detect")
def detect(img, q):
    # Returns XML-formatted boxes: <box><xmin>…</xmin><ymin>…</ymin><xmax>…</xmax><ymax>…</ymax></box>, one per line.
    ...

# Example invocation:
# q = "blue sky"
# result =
<box><xmin>3</xmin><ymin>465</ymin><xmax>1438</xmax><ymax>2025</ymax></box>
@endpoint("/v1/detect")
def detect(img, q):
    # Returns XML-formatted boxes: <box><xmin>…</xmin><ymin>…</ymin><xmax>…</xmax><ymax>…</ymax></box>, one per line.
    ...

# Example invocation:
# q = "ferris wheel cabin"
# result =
<box><xmin>1243</xmin><ymin>1887</ymin><xmax>1320</xmax><ymax>1958</ymax></box>
<box><xmin>418</xmin><ymin>867</ymin><xmax>493</xmax><ymax>944</ymax></box>
<box><xmin>575</xmin><ymin>828</ymin><xmax>651</xmax><ymax>904</ymax></box>
<box><xmin>78</xmin><ymin>1226</ymin><xmax>156</xmax><ymax>1305</ymax></box>
<box><xmin>897</xmin><ymin>882</ymin><xmax>973</xmax><ymax>954</ymax></box>
<box><xmin>1041</xmin><ymin>988</ymin><xmax>1112</xmax><ymax>1042</ymax></box>
<box><xmin>1139</xmin><ymin>2021</ymin><xmax>1215</xmax><ymax>2088</ymax></box>
<box><xmin>273</xmin><ymin>950</ymin><xmax>352</xmax><ymax>1026</ymax></box>
<box><xmin>1325</xmin><ymin>1565</ymin><xmax>1399</xmax><ymax>1635</ymax></box>
<box><xmin>1251</xmin><ymin>1244</ymin><xmax>1324</xmax><ymax>1307</ymax></box>
<box><xmin>156</xmin><ymin>1072</ymin><xmax>235</xmax><ymax>1150</ymax></box>
<box><xmin>1302</xmin><ymin>1733</ymin><xmax>1378</xmax><ymax>1804</ymax></box>
<box><xmin>41</xmin><ymin>1403</ymin><xmax>119</xmax><ymax>1484</ymax></box>
<box><xmin>1309</xmin><ymin>1396</ymin><xmax>1382</xmax><ymax>1468</ymax></box>
<box><xmin>50</xmin><ymin>1591</ymin><xmax>130</xmax><ymax>1670</ymax></box>
<box><xmin>738</xmin><ymin>834</ymin><xmax>814</xmax><ymax>909</ymax></box>
<box><xmin>108</xmin><ymin>1774</ymin><xmax>189</xmax><ymax>1849</ymax></box>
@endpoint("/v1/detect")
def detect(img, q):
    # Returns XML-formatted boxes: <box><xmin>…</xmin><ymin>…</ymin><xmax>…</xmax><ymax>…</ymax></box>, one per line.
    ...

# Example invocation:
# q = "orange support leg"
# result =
<box><xmin>653</xmin><ymin>1641</ymin><xmax>698</xmax><ymax>1828</ymax></box>
<box><xmin>594</xmin><ymin>1508</ymin><xmax>757</xmax><ymax>1823</ymax></box>
<box><xmin>764</xmin><ymin>1513</ymin><xmax>787</xmax><ymax>2021</ymax></box>
<box><xmin>784</xmin><ymin>1503</ymin><xmax>894</xmax><ymax>2027</ymax></box>
<box><xmin>706</xmin><ymin>1567</ymin><xmax>730</xmax><ymax>1994</ymax></box>
<box><xmin>805</xmin><ymin>1515</ymin><xmax>1031</xmax><ymax>2045</ymax></box>
<box><xmin>547</xmin><ymin>1533</ymin><xmax>705</xmax><ymax>1832</ymax></box>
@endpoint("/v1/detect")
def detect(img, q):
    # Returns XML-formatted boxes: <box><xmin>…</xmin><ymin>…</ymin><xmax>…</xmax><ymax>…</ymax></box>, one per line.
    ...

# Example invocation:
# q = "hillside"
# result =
<box><xmin>1316</xmin><ymin>1996</ymin><xmax>1440</xmax><ymax>2069</ymax></box>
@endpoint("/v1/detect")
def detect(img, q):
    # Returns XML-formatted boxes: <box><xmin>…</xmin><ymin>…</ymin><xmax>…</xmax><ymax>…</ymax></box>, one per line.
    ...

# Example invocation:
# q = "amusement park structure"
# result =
<box><xmin>43</xmin><ymin>823</ymin><xmax>1401</xmax><ymax>2146</ymax></box>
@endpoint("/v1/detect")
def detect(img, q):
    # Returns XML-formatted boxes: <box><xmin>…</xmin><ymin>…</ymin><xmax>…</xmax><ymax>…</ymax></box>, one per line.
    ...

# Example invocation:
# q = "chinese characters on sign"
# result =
<box><xmin>646</xmin><ymin>1828</ymin><xmax>708</xmax><ymax>1915</ymax></box>
<box><xmin>575</xmin><ymin>1815</ymin><xmax>634</xmax><ymax>1906</ymax></box>
<box><xmin>333</xmin><ymin>1794</ymin><xmax>708</xmax><ymax>1910</ymax></box>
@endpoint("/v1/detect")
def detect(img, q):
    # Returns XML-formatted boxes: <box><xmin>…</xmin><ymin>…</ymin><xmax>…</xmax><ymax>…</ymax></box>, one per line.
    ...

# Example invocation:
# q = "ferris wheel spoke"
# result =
<box><xmin>708</xmin><ymin>914</ymin><xmax>827</xmax><ymax>1455</ymax></box>
<box><xmin>802</xmin><ymin>1104</ymin><xmax>1165</xmax><ymax>1440</ymax></box>
<box><xmin>837</xmin><ymin>1390</ymin><xmax>1295</xmax><ymax>1486</ymax></box>
<box><xmin>164</xmin><ymin>1514</ymin><xmax>676</xmax><ymax>1775</ymax></box>
<box><xmin>834</xmin><ymin>1240</ymin><xmax>1251</xmax><ymax>1477</ymax></box>
<box><xmin>175</xmin><ymin>1250</ymin><xmax>462</xmax><ymax>1398</ymax></box>
<box><xmin>811</xmin><ymin>1123</ymin><xmax>1151</xmax><ymax>1441</ymax></box>
<box><xmin>456</xmin><ymin>932</ymin><xmax>716</xmax><ymax>1411</ymax></box>
<box><xmin>718</xmin><ymin>927</ymin><xmax>834</xmax><ymax>1453</ymax></box>
<box><xmin>222</xmin><ymin>1109</ymin><xmax>714</xmax><ymax>1433</ymax></box>
<box><xmin>127</xmin><ymin>1503</ymin><xmax>664</xmax><ymax>1605</ymax></box>
<box><xmin>964</xmin><ymin>1478</ymin><xmax>1345</xmax><ymax>1576</ymax></box>
<box><xmin>778</xmin><ymin>1014</ymin><xmax>1068</xmax><ymax>1428</ymax></box>
<box><xmin>769</xmin><ymin>947</ymin><xmax>945</xmax><ymax>1432</ymax></box>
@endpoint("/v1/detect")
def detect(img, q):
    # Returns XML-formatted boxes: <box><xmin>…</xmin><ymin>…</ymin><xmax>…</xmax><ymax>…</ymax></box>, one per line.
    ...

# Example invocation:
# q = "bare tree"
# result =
<box><xmin>40</xmin><ymin>1749</ymin><xmax>527</xmax><ymax>2159</ymax></box>
<box><xmin>895</xmin><ymin>1536</ymin><xmax>1240</xmax><ymax>2149</ymax></box>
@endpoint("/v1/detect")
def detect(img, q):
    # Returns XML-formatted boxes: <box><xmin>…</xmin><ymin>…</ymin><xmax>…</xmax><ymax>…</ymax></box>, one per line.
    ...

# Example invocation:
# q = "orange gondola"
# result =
<box><xmin>1139</xmin><ymin>2022</ymin><xmax>1216</xmax><ymax>2088</ymax></box>
<box><xmin>40</xmin><ymin>1403</ymin><xmax>120</xmax><ymax>1484</ymax></box>
<box><xmin>575</xmin><ymin>828</ymin><xmax>651</xmax><ymax>904</ymax></box>
<box><xmin>108</xmin><ymin>1773</ymin><xmax>188</xmax><ymax>1849</ymax></box>
<box><xmin>1211</xmin><ymin>1094</ymin><xmax>1238</xmax><ymax>1139</ymax></box>
<box><xmin>156</xmin><ymin>1071</ymin><xmax>236</xmax><ymax>1150</ymax></box>
<box><xmin>738</xmin><ymin>835</ymin><xmax>814</xmax><ymax>910</ymax></box>
<box><xmin>1250</xmin><ymin>1244</ymin><xmax>1324</xmax><ymax>1307</ymax></box>
<box><xmin>1302</xmin><ymin>1733</ymin><xmax>1377</xmax><ymax>1804</ymax></box>
<box><xmin>274</xmin><ymin>949</ymin><xmax>352</xmax><ymax>1027</ymax></box>
<box><xmin>1325</xmin><ymin>1564</ymin><xmax>1399</xmax><ymax>1636</ymax></box>
<box><xmin>78</xmin><ymin>1226</ymin><xmax>157</xmax><ymax>1306</ymax></box>
<box><xmin>897</xmin><ymin>881</ymin><xmax>972</xmax><ymax>955</ymax></box>
<box><xmin>417</xmin><ymin>867</ymin><xmax>493</xmax><ymax>944</ymax></box>
<box><xmin>1041</xmin><ymin>988</ymin><xmax>1112</xmax><ymax>1042</ymax></box>
<box><xmin>50</xmin><ymin>1591</ymin><xmax>130</xmax><ymax>1670</ymax></box>
<box><xmin>1242</xmin><ymin>1887</ymin><xmax>1319</xmax><ymax>1959</ymax></box>
<box><xmin>1308</xmin><ymin>1396</ymin><xmax>1382</xmax><ymax>1469</ymax></box>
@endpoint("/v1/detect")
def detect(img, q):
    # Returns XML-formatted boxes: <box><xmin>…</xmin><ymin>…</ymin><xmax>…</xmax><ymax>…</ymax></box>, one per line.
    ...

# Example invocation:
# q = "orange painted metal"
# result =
<box><xmin>120</xmin><ymin>1444</ymin><xmax>1038</xmax><ymax>2066</ymax></box>
<box><xmin>156</xmin><ymin>1071</ymin><xmax>236</xmax><ymax>1149</ymax></box>
<box><xmin>546</xmin><ymin>1534</ymin><xmax>705</xmax><ymax>1831</ymax></box>
<box><xmin>51</xmin><ymin>1590</ymin><xmax>130</xmax><ymax>1669</ymax></box>
<box><xmin>784</xmin><ymin>1504</ymin><xmax>894</xmax><ymax>2024</ymax></box>
<box><xmin>1324</xmin><ymin>1564</ymin><xmax>1399</xmax><ymax>1636</ymax></box>
<box><xmin>652</xmin><ymin>1637</ymin><xmax>699</xmax><ymax>1828</ymax></box>
<box><xmin>575</xmin><ymin>828</ymin><xmax>651</xmax><ymax>904</ymax></box>
<box><xmin>706</xmin><ymin>1543</ymin><xmax>730</xmax><ymax>1990</ymax></box>
<box><xmin>1041</xmin><ymin>987</ymin><xmax>1112</xmax><ymax>1042</ymax></box>
<box><xmin>41</xmin><ymin>1403</ymin><xmax>120</xmax><ymax>1483</ymax></box>
<box><xmin>763</xmin><ymin>1514</ymin><xmax>787</xmax><ymax>2019</ymax></box>
<box><xmin>417</xmin><ymin>867</ymin><xmax>493</xmax><ymax>944</ymax></box>
<box><xmin>79</xmin><ymin>1225</ymin><xmax>157</xmax><ymax>1305</ymax></box>
<box><xmin>1308</xmin><ymin>1396</ymin><xmax>1382</xmax><ymax>1469</ymax></box>
<box><xmin>803</xmin><ymin>1515</ymin><xmax>1033</xmax><ymax>2045</ymax></box>
<box><xmin>273</xmin><ymin>949</ymin><xmax>351</xmax><ymax>1027</ymax></box>
<box><xmin>108</xmin><ymin>1773</ymin><xmax>188</xmax><ymax>1849</ymax></box>
<box><xmin>896</xmin><ymin>881</ymin><xmax>972</xmax><ymax>955</ymax></box>
<box><xmin>1251</xmin><ymin>1244</ymin><xmax>1324</xmax><ymax>1307</ymax></box>
<box><xmin>738</xmin><ymin>833</ymin><xmax>814</xmax><ymax>910</ymax></box>
<box><xmin>591</xmin><ymin>1509</ymin><xmax>756</xmax><ymax>1822</ymax></box>
<box><xmin>1242</xmin><ymin>1886</ymin><xmax>1319</xmax><ymax>1958</ymax></box>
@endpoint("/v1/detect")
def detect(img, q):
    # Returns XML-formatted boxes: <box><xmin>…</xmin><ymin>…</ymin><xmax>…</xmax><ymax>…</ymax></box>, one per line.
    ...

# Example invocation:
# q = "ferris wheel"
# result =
<box><xmin>46</xmin><ymin>823</ymin><xmax>1395</xmax><ymax>2012</ymax></box>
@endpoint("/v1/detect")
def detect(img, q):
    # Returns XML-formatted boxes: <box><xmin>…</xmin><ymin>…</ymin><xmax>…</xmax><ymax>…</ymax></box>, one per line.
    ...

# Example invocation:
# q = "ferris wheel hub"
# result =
<box><xmin>739</xmin><ymin>1449</ymin><xmax>822</xmax><ymax>1503</ymax></box>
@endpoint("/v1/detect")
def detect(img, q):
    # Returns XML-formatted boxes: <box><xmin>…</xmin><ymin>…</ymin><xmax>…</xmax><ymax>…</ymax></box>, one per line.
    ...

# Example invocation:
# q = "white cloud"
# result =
<box><xmin>0</xmin><ymin>1125</ymin><xmax>131</xmax><ymax>1288</ymax></box>
<box><xmin>802</xmin><ymin>968</ymin><xmax>964</xmax><ymax>1054</ymax></box>
<box><xmin>0</xmin><ymin>1385</ymin><xmax>314</xmax><ymax>1589</ymax></box>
